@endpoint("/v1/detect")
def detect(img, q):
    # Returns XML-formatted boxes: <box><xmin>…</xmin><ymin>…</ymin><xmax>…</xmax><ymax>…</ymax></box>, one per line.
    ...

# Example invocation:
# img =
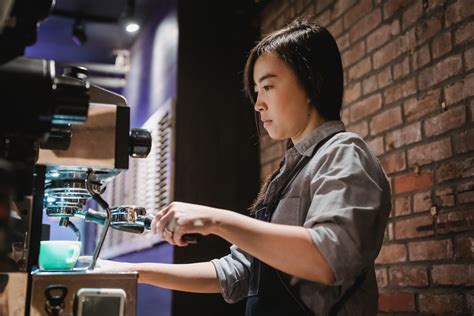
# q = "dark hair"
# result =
<box><xmin>246</xmin><ymin>18</ymin><xmax>344</xmax><ymax>214</ymax></box>
<box><xmin>243</xmin><ymin>18</ymin><xmax>343</xmax><ymax>121</ymax></box>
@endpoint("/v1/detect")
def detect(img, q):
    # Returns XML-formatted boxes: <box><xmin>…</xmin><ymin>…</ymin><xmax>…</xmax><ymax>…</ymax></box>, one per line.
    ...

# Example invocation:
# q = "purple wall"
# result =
<box><xmin>112</xmin><ymin>1</ymin><xmax>177</xmax><ymax>316</ymax></box>
<box><xmin>113</xmin><ymin>243</ymin><xmax>174</xmax><ymax>316</ymax></box>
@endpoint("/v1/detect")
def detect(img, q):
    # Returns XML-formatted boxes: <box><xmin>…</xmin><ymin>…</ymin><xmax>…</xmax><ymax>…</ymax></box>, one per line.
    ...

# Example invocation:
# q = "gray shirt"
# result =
<box><xmin>211</xmin><ymin>120</ymin><xmax>391</xmax><ymax>315</ymax></box>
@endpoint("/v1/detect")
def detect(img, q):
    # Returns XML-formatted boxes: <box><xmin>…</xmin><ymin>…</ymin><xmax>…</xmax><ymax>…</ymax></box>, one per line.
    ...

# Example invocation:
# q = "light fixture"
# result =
<box><xmin>72</xmin><ymin>18</ymin><xmax>87</xmax><ymax>46</ymax></box>
<box><xmin>123</xmin><ymin>0</ymin><xmax>140</xmax><ymax>33</ymax></box>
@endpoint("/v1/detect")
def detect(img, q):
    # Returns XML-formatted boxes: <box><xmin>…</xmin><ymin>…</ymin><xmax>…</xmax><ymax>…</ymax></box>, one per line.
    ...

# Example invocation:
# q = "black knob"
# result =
<box><xmin>129</xmin><ymin>128</ymin><xmax>152</xmax><ymax>158</ymax></box>
<box><xmin>63</xmin><ymin>66</ymin><xmax>88</xmax><ymax>80</ymax></box>
<box><xmin>40</xmin><ymin>124</ymin><xmax>72</xmax><ymax>150</ymax></box>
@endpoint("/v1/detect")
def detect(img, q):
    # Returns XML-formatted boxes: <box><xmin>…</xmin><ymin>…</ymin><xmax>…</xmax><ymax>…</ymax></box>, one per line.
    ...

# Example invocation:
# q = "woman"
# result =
<box><xmin>95</xmin><ymin>18</ymin><xmax>391</xmax><ymax>315</ymax></box>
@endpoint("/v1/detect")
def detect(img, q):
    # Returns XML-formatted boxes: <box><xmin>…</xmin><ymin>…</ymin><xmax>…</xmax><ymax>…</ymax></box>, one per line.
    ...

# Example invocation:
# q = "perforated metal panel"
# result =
<box><xmin>100</xmin><ymin>98</ymin><xmax>176</xmax><ymax>258</ymax></box>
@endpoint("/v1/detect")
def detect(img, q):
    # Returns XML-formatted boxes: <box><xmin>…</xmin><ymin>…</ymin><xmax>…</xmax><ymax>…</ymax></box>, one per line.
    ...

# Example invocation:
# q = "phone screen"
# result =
<box><xmin>81</xmin><ymin>296</ymin><xmax>122</xmax><ymax>315</ymax></box>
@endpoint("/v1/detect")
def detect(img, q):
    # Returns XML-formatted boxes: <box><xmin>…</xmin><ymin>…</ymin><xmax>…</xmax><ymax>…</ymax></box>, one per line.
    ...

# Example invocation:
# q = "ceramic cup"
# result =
<box><xmin>39</xmin><ymin>240</ymin><xmax>81</xmax><ymax>270</ymax></box>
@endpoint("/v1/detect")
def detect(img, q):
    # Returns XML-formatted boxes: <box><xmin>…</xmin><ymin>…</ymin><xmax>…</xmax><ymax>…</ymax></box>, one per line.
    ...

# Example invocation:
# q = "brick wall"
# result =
<box><xmin>256</xmin><ymin>0</ymin><xmax>473</xmax><ymax>314</ymax></box>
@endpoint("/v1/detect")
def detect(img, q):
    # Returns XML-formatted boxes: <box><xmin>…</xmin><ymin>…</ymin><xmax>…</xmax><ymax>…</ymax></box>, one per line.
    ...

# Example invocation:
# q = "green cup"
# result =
<box><xmin>39</xmin><ymin>240</ymin><xmax>81</xmax><ymax>270</ymax></box>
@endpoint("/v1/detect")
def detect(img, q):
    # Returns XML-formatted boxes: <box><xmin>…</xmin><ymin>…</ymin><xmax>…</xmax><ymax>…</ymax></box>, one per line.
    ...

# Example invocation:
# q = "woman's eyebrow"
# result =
<box><xmin>257</xmin><ymin>73</ymin><xmax>277</xmax><ymax>83</ymax></box>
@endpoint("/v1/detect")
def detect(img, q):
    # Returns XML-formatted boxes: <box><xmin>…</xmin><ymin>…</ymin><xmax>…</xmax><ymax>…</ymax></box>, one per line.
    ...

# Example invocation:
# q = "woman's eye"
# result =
<box><xmin>263</xmin><ymin>85</ymin><xmax>272</xmax><ymax>91</ymax></box>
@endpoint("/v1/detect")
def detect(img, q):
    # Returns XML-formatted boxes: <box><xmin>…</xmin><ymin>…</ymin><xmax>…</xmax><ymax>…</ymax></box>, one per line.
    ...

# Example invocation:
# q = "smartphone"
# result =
<box><xmin>74</xmin><ymin>288</ymin><xmax>126</xmax><ymax>316</ymax></box>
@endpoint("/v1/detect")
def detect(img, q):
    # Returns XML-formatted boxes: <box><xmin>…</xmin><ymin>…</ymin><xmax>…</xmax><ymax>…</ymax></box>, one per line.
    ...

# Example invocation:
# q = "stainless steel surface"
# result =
<box><xmin>30</xmin><ymin>272</ymin><xmax>138</xmax><ymax>316</ymax></box>
<box><xmin>37</xmin><ymin>103</ymin><xmax>119</xmax><ymax>169</ymax></box>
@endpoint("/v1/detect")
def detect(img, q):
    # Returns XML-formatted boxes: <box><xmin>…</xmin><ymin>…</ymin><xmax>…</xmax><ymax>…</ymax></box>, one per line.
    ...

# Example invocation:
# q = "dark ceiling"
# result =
<box><xmin>27</xmin><ymin>0</ymin><xmax>266</xmax><ymax>64</ymax></box>
<box><xmin>27</xmin><ymin>0</ymin><xmax>174</xmax><ymax>63</ymax></box>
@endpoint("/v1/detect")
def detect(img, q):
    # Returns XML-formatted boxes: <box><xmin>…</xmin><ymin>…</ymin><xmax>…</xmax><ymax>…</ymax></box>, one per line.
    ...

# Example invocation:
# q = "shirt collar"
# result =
<box><xmin>290</xmin><ymin>120</ymin><xmax>346</xmax><ymax>157</ymax></box>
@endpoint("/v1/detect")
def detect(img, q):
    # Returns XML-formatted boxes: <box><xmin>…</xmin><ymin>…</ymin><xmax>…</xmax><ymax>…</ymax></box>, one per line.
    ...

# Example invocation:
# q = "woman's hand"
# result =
<box><xmin>78</xmin><ymin>256</ymin><xmax>135</xmax><ymax>273</ymax></box>
<box><xmin>151</xmin><ymin>202</ymin><xmax>223</xmax><ymax>247</ymax></box>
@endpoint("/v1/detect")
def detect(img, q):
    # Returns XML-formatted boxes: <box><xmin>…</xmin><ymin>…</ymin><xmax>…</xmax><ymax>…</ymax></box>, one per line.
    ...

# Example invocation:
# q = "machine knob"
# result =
<box><xmin>129</xmin><ymin>128</ymin><xmax>152</xmax><ymax>158</ymax></box>
<box><xmin>40</xmin><ymin>124</ymin><xmax>72</xmax><ymax>150</ymax></box>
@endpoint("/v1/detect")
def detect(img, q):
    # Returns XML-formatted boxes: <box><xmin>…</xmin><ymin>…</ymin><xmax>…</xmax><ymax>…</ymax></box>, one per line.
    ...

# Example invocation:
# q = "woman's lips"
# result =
<box><xmin>262</xmin><ymin>120</ymin><xmax>272</xmax><ymax>126</ymax></box>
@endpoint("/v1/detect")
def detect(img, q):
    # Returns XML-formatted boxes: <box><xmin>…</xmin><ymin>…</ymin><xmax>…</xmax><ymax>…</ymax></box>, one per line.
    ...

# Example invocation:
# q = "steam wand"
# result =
<box><xmin>85</xmin><ymin>168</ymin><xmax>111</xmax><ymax>270</ymax></box>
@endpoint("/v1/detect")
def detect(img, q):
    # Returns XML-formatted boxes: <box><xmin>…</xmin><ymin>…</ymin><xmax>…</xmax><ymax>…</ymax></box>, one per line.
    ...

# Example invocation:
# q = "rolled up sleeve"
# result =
<box><xmin>211</xmin><ymin>245</ymin><xmax>251</xmax><ymax>303</ymax></box>
<box><xmin>304</xmin><ymin>139</ymin><xmax>391</xmax><ymax>286</ymax></box>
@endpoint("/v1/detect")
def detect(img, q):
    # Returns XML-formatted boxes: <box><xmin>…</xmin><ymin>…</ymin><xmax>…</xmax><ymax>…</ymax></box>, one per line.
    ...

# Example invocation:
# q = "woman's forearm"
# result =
<box><xmin>133</xmin><ymin>261</ymin><xmax>221</xmax><ymax>293</ymax></box>
<box><xmin>213</xmin><ymin>210</ymin><xmax>335</xmax><ymax>285</ymax></box>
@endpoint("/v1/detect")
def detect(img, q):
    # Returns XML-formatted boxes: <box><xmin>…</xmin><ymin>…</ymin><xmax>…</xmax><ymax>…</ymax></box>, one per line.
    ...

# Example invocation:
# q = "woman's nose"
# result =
<box><xmin>254</xmin><ymin>95</ymin><xmax>266</xmax><ymax>112</ymax></box>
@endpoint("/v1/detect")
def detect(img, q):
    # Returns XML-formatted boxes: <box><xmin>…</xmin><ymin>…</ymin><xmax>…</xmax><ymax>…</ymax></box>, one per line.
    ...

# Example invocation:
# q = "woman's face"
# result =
<box><xmin>253</xmin><ymin>52</ymin><xmax>320</xmax><ymax>143</ymax></box>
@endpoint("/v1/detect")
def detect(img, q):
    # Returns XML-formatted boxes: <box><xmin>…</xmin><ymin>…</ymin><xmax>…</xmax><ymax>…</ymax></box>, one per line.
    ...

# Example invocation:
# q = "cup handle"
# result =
<box><xmin>66</xmin><ymin>245</ymin><xmax>80</xmax><ymax>264</ymax></box>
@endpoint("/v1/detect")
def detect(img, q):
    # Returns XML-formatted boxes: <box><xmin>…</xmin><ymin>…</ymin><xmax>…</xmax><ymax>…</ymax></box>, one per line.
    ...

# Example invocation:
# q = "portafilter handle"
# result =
<box><xmin>78</xmin><ymin>207</ymin><xmax>201</xmax><ymax>244</ymax></box>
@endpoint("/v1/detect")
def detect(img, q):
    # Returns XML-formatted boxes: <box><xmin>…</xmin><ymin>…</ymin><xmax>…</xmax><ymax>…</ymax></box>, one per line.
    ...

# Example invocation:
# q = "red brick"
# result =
<box><xmin>395</xmin><ymin>214</ymin><xmax>434</xmax><ymax>239</ymax></box>
<box><xmin>378</xmin><ymin>292</ymin><xmax>416</xmax><ymax>312</ymax></box>
<box><xmin>409</xmin><ymin>239</ymin><xmax>453</xmax><ymax>261</ymax></box>
<box><xmin>367</xmin><ymin>136</ymin><xmax>384</xmax><ymax>156</ymax></box>
<box><xmin>375</xmin><ymin>243</ymin><xmax>407</xmax><ymax>264</ymax></box>
<box><xmin>383</xmin><ymin>77</ymin><xmax>416</xmax><ymax>104</ymax></box>
<box><xmin>348</xmin><ymin>56</ymin><xmax>371</xmax><ymax>80</ymax></box>
<box><xmin>415</xmin><ymin>15</ymin><xmax>442</xmax><ymax>46</ymax></box>
<box><xmin>362</xmin><ymin>75</ymin><xmax>377</xmax><ymax>95</ymax></box>
<box><xmin>383</xmin><ymin>0</ymin><xmax>411</xmax><ymax>19</ymax></box>
<box><xmin>315</xmin><ymin>0</ymin><xmax>333</xmax><ymax>14</ymax></box>
<box><xmin>373</xmin><ymin>37</ymin><xmax>403</xmax><ymax>69</ymax></box>
<box><xmin>370</xmin><ymin>107</ymin><xmax>403</xmax><ymax>135</ymax></box>
<box><xmin>375</xmin><ymin>268</ymin><xmax>388</xmax><ymax>288</ymax></box>
<box><xmin>381</xmin><ymin>151</ymin><xmax>406</xmax><ymax>174</ymax></box>
<box><xmin>403</xmin><ymin>89</ymin><xmax>441</xmax><ymax>122</ymax></box>
<box><xmin>437</xmin><ymin>210</ymin><xmax>474</xmax><ymax>234</ymax></box>
<box><xmin>419</xmin><ymin>293</ymin><xmax>463</xmax><ymax>314</ymax></box>
<box><xmin>467</xmin><ymin>291</ymin><xmax>474</xmax><ymax>314</ymax></box>
<box><xmin>435</xmin><ymin>187</ymin><xmax>455</xmax><ymax>207</ymax></box>
<box><xmin>394</xmin><ymin>195</ymin><xmax>411</xmax><ymax>216</ymax></box>
<box><xmin>344</xmin><ymin>82</ymin><xmax>361</xmax><ymax>105</ymax></box>
<box><xmin>446</xmin><ymin>0</ymin><xmax>474</xmax><ymax>27</ymax></box>
<box><xmin>327</xmin><ymin>18</ymin><xmax>343</xmax><ymax>38</ymax></box>
<box><xmin>424</xmin><ymin>106</ymin><xmax>466</xmax><ymax>137</ymax></box>
<box><xmin>444</xmin><ymin>74</ymin><xmax>474</xmax><ymax>105</ymax></box>
<box><xmin>413</xmin><ymin>191</ymin><xmax>432</xmax><ymax>213</ymax></box>
<box><xmin>350</xmin><ymin>93</ymin><xmax>382</xmax><ymax>122</ymax></box>
<box><xmin>411</xmin><ymin>44</ymin><xmax>430</xmax><ymax>70</ymax></box>
<box><xmin>394</xmin><ymin>172</ymin><xmax>433</xmax><ymax>194</ymax></box>
<box><xmin>432</xmin><ymin>31</ymin><xmax>452</xmax><ymax>59</ymax></box>
<box><xmin>385</xmin><ymin>122</ymin><xmax>422</xmax><ymax>150</ymax></box>
<box><xmin>350</xmin><ymin>8</ymin><xmax>382</xmax><ymax>42</ymax></box>
<box><xmin>455</xmin><ymin>128</ymin><xmax>474</xmax><ymax>154</ymax></box>
<box><xmin>419</xmin><ymin>55</ymin><xmax>463</xmax><ymax>90</ymax></box>
<box><xmin>377</xmin><ymin>66</ymin><xmax>392</xmax><ymax>88</ymax></box>
<box><xmin>341</xmin><ymin>107</ymin><xmax>350</xmax><ymax>125</ymax></box>
<box><xmin>315</xmin><ymin>7</ymin><xmax>331</xmax><ymax>27</ymax></box>
<box><xmin>389</xmin><ymin>266</ymin><xmax>428</xmax><ymax>287</ymax></box>
<box><xmin>342</xmin><ymin>40</ymin><xmax>365</xmax><ymax>67</ymax></box>
<box><xmin>436</xmin><ymin>157</ymin><xmax>474</xmax><ymax>183</ymax></box>
<box><xmin>465</xmin><ymin>46</ymin><xmax>474</xmax><ymax>70</ymax></box>
<box><xmin>393</xmin><ymin>57</ymin><xmax>409</xmax><ymax>80</ymax></box>
<box><xmin>347</xmin><ymin>120</ymin><xmax>368</xmax><ymax>138</ymax></box>
<box><xmin>432</xmin><ymin>264</ymin><xmax>474</xmax><ymax>286</ymax></box>
<box><xmin>458</xmin><ymin>180</ymin><xmax>474</xmax><ymax>204</ymax></box>
<box><xmin>330</xmin><ymin>0</ymin><xmax>357</xmax><ymax>19</ymax></box>
<box><xmin>337</xmin><ymin>33</ymin><xmax>350</xmax><ymax>52</ymax></box>
<box><xmin>367</xmin><ymin>23</ymin><xmax>392</xmax><ymax>53</ymax></box>
<box><xmin>455</xmin><ymin>20</ymin><xmax>474</xmax><ymax>45</ymax></box>
<box><xmin>401</xmin><ymin>0</ymin><xmax>423</xmax><ymax>30</ymax></box>
<box><xmin>261</xmin><ymin>142</ymin><xmax>285</xmax><ymax>164</ymax></box>
<box><xmin>343</xmin><ymin>0</ymin><xmax>372</xmax><ymax>28</ymax></box>
<box><xmin>407</xmin><ymin>138</ymin><xmax>452</xmax><ymax>167</ymax></box>
<box><xmin>455</xmin><ymin>235</ymin><xmax>474</xmax><ymax>260</ymax></box>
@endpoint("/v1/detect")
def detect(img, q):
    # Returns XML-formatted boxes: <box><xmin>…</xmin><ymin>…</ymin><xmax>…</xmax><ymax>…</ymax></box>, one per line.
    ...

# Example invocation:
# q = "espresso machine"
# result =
<box><xmin>0</xmin><ymin>0</ymin><xmax>154</xmax><ymax>314</ymax></box>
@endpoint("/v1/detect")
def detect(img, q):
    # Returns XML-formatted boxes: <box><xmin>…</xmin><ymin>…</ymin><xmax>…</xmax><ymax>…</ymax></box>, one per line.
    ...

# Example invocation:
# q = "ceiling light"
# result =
<box><xmin>126</xmin><ymin>22</ymin><xmax>140</xmax><ymax>33</ymax></box>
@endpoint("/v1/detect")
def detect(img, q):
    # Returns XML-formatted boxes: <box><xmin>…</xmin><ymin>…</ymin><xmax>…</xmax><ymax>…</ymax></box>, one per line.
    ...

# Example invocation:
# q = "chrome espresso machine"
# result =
<box><xmin>0</xmin><ymin>56</ymin><xmax>153</xmax><ymax>315</ymax></box>
<box><xmin>0</xmin><ymin>1</ymin><xmax>153</xmax><ymax>314</ymax></box>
